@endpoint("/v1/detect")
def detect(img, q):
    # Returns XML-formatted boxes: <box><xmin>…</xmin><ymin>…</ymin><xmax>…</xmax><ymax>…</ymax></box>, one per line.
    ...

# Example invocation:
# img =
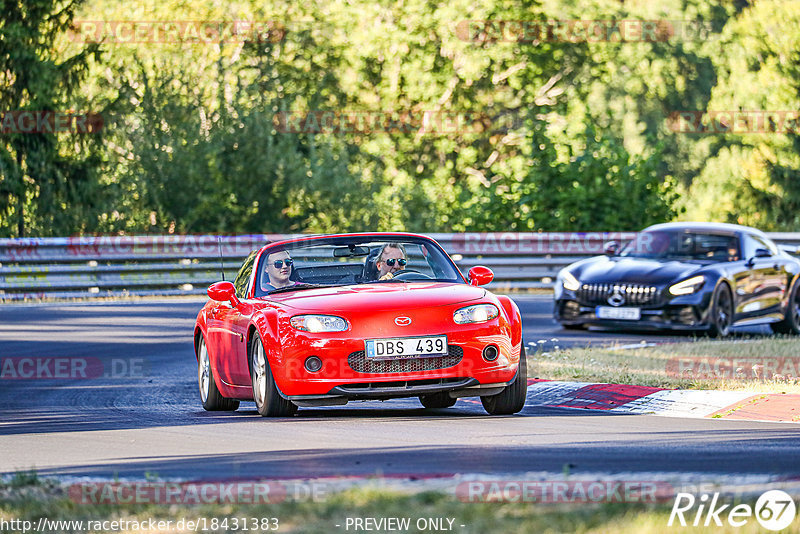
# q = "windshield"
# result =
<box><xmin>620</xmin><ymin>231</ymin><xmax>740</xmax><ymax>261</ymax></box>
<box><xmin>253</xmin><ymin>236</ymin><xmax>464</xmax><ymax>297</ymax></box>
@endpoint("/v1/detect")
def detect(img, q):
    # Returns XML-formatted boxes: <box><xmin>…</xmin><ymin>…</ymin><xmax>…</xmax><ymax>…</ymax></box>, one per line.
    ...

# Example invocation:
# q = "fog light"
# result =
<box><xmin>304</xmin><ymin>356</ymin><xmax>323</xmax><ymax>373</ymax></box>
<box><xmin>482</xmin><ymin>345</ymin><xmax>499</xmax><ymax>362</ymax></box>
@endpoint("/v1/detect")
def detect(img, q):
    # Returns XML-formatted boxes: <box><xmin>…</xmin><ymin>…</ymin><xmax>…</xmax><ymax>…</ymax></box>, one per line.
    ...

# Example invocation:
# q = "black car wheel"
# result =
<box><xmin>481</xmin><ymin>339</ymin><xmax>527</xmax><ymax>415</ymax></box>
<box><xmin>250</xmin><ymin>333</ymin><xmax>297</xmax><ymax>417</ymax></box>
<box><xmin>197</xmin><ymin>333</ymin><xmax>239</xmax><ymax>411</ymax></box>
<box><xmin>771</xmin><ymin>280</ymin><xmax>800</xmax><ymax>335</ymax></box>
<box><xmin>419</xmin><ymin>392</ymin><xmax>457</xmax><ymax>409</ymax></box>
<box><xmin>708</xmin><ymin>283</ymin><xmax>733</xmax><ymax>338</ymax></box>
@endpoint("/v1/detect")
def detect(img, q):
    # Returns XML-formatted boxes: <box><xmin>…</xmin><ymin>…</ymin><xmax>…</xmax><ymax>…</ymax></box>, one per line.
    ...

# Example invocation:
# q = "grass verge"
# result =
<box><xmin>529</xmin><ymin>336</ymin><xmax>800</xmax><ymax>393</ymax></box>
<box><xmin>0</xmin><ymin>479</ymin><xmax>790</xmax><ymax>534</ymax></box>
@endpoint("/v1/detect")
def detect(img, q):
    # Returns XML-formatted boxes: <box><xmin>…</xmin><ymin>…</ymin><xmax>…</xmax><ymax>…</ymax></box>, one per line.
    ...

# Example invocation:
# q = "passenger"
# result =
<box><xmin>375</xmin><ymin>243</ymin><xmax>408</xmax><ymax>281</ymax></box>
<box><xmin>263</xmin><ymin>250</ymin><xmax>296</xmax><ymax>291</ymax></box>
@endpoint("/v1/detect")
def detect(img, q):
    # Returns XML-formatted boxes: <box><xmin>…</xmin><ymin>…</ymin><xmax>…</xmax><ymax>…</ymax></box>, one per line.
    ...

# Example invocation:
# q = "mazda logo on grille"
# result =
<box><xmin>394</xmin><ymin>316</ymin><xmax>412</xmax><ymax>326</ymax></box>
<box><xmin>608</xmin><ymin>288</ymin><xmax>626</xmax><ymax>307</ymax></box>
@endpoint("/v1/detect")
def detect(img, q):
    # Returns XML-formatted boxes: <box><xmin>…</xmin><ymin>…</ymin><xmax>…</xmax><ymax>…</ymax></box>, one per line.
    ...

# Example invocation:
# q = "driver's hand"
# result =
<box><xmin>379</xmin><ymin>272</ymin><xmax>394</xmax><ymax>281</ymax></box>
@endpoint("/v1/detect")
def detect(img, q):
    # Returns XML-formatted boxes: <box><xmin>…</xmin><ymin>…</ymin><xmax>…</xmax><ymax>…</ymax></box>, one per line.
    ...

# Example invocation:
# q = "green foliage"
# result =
<box><xmin>0</xmin><ymin>0</ymin><xmax>103</xmax><ymax>236</ymax></box>
<box><xmin>679</xmin><ymin>1</ymin><xmax>800</xmax><ymax>230</ymax></box>
<box><xmin>2</xmin><ymin>0</ymin><xmax>798</xmax><ymax>236</ymax></box>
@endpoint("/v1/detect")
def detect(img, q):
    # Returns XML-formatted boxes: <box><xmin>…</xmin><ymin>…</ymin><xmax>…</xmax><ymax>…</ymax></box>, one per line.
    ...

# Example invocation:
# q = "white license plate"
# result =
<box><xmin>365</xmin><ymin>336</ymin><xmax>448</xmax><ymax>360</ymax></box>
<box><xmin>596</xmin><ymin>306</ymin><xmax>641</xmax><ymax>320</ymax></box>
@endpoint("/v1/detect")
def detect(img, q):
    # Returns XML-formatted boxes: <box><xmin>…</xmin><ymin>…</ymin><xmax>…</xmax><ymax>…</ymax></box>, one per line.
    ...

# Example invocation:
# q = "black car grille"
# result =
<box><xmin>577</xmin><ymin>283</ymin><xmax>660</xmax><ymax>306</ymax></box>
<box><xmin>348</xmin><ymin>345</ymin><xmax>463</xmax><ymax>374</ymax></box>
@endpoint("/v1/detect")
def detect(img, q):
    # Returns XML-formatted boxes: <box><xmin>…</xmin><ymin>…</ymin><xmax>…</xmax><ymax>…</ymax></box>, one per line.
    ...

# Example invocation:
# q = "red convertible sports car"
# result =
<box><xmin>194</xmin><ymin>233</ymin><xmax>526</xmax><ymax>416</ymax></box>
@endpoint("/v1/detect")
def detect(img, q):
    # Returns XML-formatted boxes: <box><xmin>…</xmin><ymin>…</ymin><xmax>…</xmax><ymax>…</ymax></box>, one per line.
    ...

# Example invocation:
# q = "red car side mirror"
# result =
<box><xmin>468</xmin><ymin>266</ymin><xmax>494</xmax><ymax>286</ymax></box>
<box><xmin>208</xmin><ymin>281</ymin><xmax>241</xmax><ymax>306</ymax></box>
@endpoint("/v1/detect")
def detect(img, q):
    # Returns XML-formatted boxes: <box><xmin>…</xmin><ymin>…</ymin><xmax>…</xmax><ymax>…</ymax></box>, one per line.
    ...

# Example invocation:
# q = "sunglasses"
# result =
<box><xmin>272</xmin><ymin>259</ymin><xmax>293</xmax><ymax>268</ymax></box>
<box><xmin>383</xmin><ymin>258</ymin><xmax>407</xmax><ymax>267</ymax></box>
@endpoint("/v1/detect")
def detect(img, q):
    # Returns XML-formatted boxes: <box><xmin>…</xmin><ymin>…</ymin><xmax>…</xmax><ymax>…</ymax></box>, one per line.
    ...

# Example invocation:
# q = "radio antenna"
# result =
<box><xmin>218</xmin><ymin>236</ymin><xmax>225</xmax><ymax>281</ymax></box>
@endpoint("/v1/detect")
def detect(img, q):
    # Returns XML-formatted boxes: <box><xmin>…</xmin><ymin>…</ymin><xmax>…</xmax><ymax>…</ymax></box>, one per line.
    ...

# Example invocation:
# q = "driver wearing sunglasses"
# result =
<box><xmin>263</xmin><ymin>250</ymin><xmax>297</xmax><ymax>291</ymax></box>
<box><xmin>376</xmin><ymin>243</ymin><xmax>408</xmax><ymax>281</ymax></box>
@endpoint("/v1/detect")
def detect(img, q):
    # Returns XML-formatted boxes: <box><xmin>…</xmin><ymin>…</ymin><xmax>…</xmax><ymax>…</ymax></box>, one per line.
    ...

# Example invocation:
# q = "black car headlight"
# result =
<box><xmin>560</xmin><ymin>270</ymin><xmax>581</xmax><ymax>291</ymax></box>
<box><xmin>668</xmin><ymin>275</ymin><xmax>705</xmax><ymax>296</ymax></box>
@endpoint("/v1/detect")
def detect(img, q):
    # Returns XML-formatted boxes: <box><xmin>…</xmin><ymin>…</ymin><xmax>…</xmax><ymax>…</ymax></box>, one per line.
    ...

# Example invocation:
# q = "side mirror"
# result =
<box><xmin>754</xmin><ymin>248</ymin><xmax>772</xmax><ymax>258</ymax></box>
<box><xmin>468</xmin><ymin>265</ymin><xmax>494</xmax><ymax>286</ymax></box>
<box><xmin>208</xmin><ymin>281</ymin><xmax>241</xmax><ymax>306</ymax></box>
<box><xmin>604</xmin><ymin>241</ymin><xmax>620</xmax><ymax>256</ymax></box>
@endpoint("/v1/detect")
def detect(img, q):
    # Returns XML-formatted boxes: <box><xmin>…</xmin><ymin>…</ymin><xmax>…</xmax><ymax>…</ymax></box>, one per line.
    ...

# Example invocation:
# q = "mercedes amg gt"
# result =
<box><xmin>554</xmin><ymin>222</ymin><xmax>800</xmax><ymax>336</ymax></box>
<box><xmin>194</xmin><ymin>233</ymin><xmax>526</xmax><ymax>416</ymax></box>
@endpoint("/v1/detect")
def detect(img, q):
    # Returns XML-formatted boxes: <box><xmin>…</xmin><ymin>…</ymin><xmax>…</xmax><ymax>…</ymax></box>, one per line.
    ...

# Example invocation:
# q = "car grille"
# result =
<box><xmin>577</xmin><ymin>283</ymin><xmax>660</xmax><ymax>306</ymax></box>
<box><xmin>348</xmin><ymin>345</ymin><xmax>463</xmax><ymax>374</ymax></box>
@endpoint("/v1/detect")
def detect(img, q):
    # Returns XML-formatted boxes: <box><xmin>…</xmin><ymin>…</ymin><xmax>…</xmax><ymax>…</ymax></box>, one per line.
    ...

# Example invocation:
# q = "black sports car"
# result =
<box><xmin>554</xmin><ymin>222</ymin><xmax>800</xmax><ymax>336</ymax></box>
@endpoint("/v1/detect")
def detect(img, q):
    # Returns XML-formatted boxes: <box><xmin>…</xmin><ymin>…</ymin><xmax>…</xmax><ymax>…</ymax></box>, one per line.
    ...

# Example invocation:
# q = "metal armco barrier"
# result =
<box><xmin>2</xmin><ymin>232</ymin><xmax>799</xmax><ymax>300</ymax></box>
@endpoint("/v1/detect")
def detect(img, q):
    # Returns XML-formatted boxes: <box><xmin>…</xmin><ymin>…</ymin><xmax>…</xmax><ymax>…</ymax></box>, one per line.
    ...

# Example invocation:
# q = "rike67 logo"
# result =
<box><xmin>669</xmin><ymin>490</ymin><xmax>796</xmax><ymax>530</ymax></box>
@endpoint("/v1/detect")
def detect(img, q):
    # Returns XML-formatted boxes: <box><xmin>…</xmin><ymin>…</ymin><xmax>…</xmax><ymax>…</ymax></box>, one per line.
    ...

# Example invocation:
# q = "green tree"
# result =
<box><xmin>0</xmin><ymin>0</ymin><xmax>103</xmax><ymax>236</ymax></box>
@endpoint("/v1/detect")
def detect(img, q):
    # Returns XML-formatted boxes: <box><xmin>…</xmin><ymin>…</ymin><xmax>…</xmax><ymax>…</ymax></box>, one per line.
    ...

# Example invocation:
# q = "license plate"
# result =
<box><xmin>365</xmin><ymin>336</ymin><xmax>448</xmax><ymax>360</ymax></box>
<box><xmin>596</xmin><ymin>306</ymin><xmax>641</xmax><ymax>320</ymax></box>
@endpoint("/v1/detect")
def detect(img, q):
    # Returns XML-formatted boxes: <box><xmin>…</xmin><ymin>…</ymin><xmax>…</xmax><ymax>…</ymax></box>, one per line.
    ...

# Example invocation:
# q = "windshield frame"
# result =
<box><xmin>250</xmin><ymin>234</ymin><xmax>466</xmax><ymax>298</ymax></box>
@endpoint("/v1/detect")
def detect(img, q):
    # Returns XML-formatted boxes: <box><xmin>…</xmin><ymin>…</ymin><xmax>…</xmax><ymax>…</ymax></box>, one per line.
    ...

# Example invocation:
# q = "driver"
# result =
<box><xmin>375</xmin><ymin>243</ymin><xmax>407</xmax><ymax>281</ymax></box>
<box><xmin>262</xmin><ymin>250</ymin><xmax>296</xmax><ymax>291</ymax></box>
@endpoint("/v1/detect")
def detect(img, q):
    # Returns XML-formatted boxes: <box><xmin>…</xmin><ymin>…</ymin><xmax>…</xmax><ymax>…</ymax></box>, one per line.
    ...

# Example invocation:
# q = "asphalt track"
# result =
<box><xmin>0</xmin><ymin>296</ymin><xmax>797</xmax><ymax>482</ymax></box>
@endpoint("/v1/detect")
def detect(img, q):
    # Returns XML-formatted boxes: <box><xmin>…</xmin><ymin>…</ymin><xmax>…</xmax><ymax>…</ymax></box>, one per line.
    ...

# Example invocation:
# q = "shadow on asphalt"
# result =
<box><xmin>29</xmin><ymin>431</ymin><xmax>800</xmax><ymax>479</ymax></box>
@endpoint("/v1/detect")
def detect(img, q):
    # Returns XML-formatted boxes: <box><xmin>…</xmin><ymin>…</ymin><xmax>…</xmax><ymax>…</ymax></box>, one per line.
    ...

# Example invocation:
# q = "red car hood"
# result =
<box><xmin>267</xmin><ymin>282</ymin><xmax>487</xmax><ymax>313</ymax></box>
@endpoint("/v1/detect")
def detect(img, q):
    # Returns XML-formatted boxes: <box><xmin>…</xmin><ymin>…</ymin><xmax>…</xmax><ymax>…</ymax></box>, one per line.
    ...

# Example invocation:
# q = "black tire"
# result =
<box><xmin>197</xmin><ymin>333</ymin><xmax>240</xmax><ymax>411</ymax></box>
<box><xmin>481</xmin><ymin>338</ymin><xmax>528</xmax><ymax>415</ymax></box>
<box><xmin>771</xmin><ymin>280</ymin><xmax>800</xmax><ymax>335</ymax></box>
<box><xmin>250</xmin><ymin>333</ymin><xmax>297</xmax><ymax>417</ymax></box>
<box><xmin>419</xmin><ymin>392</ymin><xmax>457</xmax><ymax>409</ymax></box>
<box><xmin>707</xmin><ymin>283</ymin><xmax>734</xmax><ymax>338</ymax></box>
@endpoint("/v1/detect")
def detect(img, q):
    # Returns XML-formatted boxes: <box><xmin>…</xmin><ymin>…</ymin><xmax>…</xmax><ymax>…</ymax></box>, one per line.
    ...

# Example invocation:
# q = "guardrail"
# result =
<box><xmin>2</xmin><ymin>232</ymin><xmax>799</xmax><ymax>300</ymax></box>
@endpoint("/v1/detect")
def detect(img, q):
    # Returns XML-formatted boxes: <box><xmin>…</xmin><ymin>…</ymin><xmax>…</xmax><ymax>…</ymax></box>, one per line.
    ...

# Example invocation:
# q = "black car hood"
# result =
<box><xmin>570</xmin><ymin>257</ymin><xmax>707</xmax><ymax>286</ymax></box>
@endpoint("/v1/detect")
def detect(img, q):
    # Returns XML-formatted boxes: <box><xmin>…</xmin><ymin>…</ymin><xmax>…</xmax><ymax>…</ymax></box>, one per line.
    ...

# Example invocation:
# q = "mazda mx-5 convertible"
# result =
<box><xmin>194</xmin><ymin>233</ymin><xmax>526</xmax><ymax>416</ymax></box>
<box><xmin>555</xmin><ymin>222</ymin><xmax>800</xmax><ymax>336</ymax></box>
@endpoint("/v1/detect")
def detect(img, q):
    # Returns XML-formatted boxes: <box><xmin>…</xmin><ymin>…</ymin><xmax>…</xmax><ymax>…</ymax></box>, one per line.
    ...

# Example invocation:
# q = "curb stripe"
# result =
<box><xmin>525</xmin><ymin>381</ymin><xmax>799</xmax><ymax>423</ymax></box>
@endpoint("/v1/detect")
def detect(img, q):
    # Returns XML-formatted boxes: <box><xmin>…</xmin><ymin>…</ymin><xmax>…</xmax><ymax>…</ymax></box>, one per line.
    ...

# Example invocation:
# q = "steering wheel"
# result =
<box><xmin>390</xmin><ymin>269</ymin><xmax>432</xmax><ymax>281</ymax></box>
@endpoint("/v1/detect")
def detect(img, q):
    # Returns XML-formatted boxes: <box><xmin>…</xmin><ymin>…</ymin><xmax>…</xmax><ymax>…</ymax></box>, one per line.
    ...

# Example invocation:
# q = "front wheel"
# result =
<box><xmin>197</xmin><ymin>334</ymin><xmax>239</xmax><ymax>411</ymax></box>
<box><xmin>707</xmin><ymin>283</ymin><xmax>733</xmax><ymax>338</ymax></box>
<box><xmin>481</xmin><ymin>339</ymin><xmax>527</xmax><ymax>415</ymax></box>
<box><xmin>771</xmin><ymin>280</ymin><xmax>800</xmax><ymax>335</ymax></box>
<box><xmin>250</xmin><ymin>333</ymin><xmax>297</xmax><ymax>417</ymax></box>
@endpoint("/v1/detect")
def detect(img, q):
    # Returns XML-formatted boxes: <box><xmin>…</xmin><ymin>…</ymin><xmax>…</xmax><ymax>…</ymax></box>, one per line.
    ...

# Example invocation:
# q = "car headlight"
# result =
<box><xmin>561</xmin><ymin>270</ymin><xmax>581</xmax><ymax>291</ymax></box>
<box><xmin>290</xmin><ymin>315</ymin><xmax>349</xmax><ymax>332</ymax></box>
<box><xmin>669</xmin><ymin>275</ymin><xmax>705</xmax><ymax>296</ymax></box>
<box><xmin>453</xmin><ymin>304</ymin><xmax>499</xmax><ymax>324</ymax></box>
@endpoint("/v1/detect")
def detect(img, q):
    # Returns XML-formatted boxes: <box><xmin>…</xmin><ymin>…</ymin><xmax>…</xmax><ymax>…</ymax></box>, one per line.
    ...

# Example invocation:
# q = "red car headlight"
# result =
<box><xmin>453</xmin><ymin>304</ymin><xmax>499</xmax><ymax>324</ymax></box>
<box><xmin>290</xmin><ymin>315</ymin><xmax>349</xmax><ymax>333</ymax></box>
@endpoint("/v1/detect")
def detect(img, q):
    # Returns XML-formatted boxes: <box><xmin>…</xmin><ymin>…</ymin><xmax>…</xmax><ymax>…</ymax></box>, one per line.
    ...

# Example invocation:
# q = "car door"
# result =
<box><xmin>207</xmin><ymin>251</ymin><xmax>256</xmax><ymax>386</ymax></box>
<box><xmin>736</xmin><ymin>233</ymin><xmax>786</xmax><ymax>319</ymax></box>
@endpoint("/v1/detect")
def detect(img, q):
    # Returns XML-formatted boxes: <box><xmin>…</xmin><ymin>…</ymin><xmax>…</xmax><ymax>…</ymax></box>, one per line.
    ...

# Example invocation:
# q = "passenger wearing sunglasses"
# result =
<box><xmin>376</xmin><ymin>243</ymin><xmax>408</xmax><ymax>281</ymax></box>
<box><xmin>263</xmin><ymin>250</ymin><xmax>297</xmax><ymax>291</ymax></box>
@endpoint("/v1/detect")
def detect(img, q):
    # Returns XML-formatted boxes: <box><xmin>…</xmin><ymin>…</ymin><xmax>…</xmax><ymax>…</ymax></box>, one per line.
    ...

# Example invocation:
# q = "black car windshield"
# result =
<box><xmin>253</xmin><ymin>236</ymin><xmax>464</xmax><ymax>297</ymax></box>
<box><xmin>620</xmin><ymin>231</ymin><xmax>740</xmax><ymax>262</ymax></box>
